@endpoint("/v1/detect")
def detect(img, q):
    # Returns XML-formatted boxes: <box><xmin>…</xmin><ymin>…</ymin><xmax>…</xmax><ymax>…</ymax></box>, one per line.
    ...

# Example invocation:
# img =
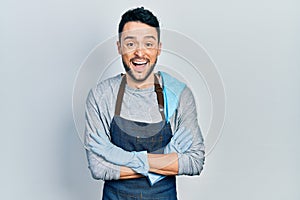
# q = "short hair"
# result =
<box><xmin>118</xmin><ymin>7</ymin><xmax>160</xmax><ymax>42</ymax></box>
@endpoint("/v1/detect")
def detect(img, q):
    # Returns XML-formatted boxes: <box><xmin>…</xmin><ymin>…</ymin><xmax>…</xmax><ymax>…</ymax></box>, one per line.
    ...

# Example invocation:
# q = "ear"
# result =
<box><xmin>157</xmin><ymin>42</ymin><xmax>162</xmax><ymax>56</ymax></box>
<box><xmin>117</xmin><ymin>41</ymin><xmax>121</xmax><ymax>55</ymax></box>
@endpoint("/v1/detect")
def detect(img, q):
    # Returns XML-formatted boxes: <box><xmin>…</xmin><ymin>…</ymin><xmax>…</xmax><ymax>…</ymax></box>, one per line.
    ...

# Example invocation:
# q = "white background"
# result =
<box><xmin>1</xmin><ymin>0</ymin><xmax>299</xmax><ymax>199</ymax></box>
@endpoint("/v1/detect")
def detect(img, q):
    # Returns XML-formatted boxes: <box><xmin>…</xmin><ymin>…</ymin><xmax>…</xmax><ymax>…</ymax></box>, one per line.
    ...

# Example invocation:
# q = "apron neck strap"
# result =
<box><xmin>114</xmin><ymin>74</ymin><xmax>165</xmax><ymax>121</ymax></box>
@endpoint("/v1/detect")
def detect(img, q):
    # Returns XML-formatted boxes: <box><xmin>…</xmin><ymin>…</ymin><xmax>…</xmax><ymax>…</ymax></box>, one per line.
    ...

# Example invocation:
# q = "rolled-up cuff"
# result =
<box><xmin>131</xmin><ymin>151</ymin><xmax>149</xmax><ymax>176</ymax></box>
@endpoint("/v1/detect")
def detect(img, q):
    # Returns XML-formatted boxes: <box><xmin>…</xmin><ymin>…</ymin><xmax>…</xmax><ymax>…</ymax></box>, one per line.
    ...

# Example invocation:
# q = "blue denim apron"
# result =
<box><xmin>102</xmin><ymin>75</ymin><xmax>177</xmax><ymax>200</ymax></box>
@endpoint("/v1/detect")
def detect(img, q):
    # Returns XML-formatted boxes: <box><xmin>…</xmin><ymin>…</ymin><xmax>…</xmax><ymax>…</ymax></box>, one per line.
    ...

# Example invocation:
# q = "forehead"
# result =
<box><xmin>121</xmin><ymin>21</ymin><xmax>158</xmax><ymax>40</ymax></box>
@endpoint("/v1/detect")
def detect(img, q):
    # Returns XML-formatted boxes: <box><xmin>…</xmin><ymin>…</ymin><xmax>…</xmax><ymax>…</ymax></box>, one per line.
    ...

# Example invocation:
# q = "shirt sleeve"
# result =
<box><xmin>84</xmin><ymin>88</ymin><xmax>120</xmax><ymax>180</ymax></box>
<box><xmin>174</xmin><ymin>86</ymin><xmax>205</xmax><ymax>175</ymax></box>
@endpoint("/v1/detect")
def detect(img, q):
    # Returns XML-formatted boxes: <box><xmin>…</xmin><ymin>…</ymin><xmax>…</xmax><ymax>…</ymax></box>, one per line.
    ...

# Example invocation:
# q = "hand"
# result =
<box><xmin>148</xmin><ymin>127</ymin><xmax>193</xmax><ymax>186</ymax></box>
<box><xmin>88</xmin><ymin>130</ymin><xmax>149</xmax><ymax>176</ymax></box>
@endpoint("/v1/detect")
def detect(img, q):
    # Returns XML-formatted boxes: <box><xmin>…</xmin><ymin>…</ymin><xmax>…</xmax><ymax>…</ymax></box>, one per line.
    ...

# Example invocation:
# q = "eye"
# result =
<box><xmin>145</xmin><ymin>42</ymin><xmax>154</xmax><ymax>48</ymax></box>
<box><xmin>124</xmin><ymin>41</ymin><xmax>136</xmax><ymax>49</ymax></box>
<box><xmin>126</xmin><ymin>42</ymin><xmax>135</xmax><ymax>47</ymax></box>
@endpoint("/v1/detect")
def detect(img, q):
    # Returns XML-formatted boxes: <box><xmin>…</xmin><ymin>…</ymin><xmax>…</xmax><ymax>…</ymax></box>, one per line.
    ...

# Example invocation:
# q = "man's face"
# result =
<box><xmin>117</xmin><ymin>21</ymin><xmax>161</xmax><ymax>83</ymax></box>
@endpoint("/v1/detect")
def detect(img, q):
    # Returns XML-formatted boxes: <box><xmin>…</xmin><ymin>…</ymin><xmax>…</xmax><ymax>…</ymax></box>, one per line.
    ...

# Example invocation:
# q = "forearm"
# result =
<box><xmin>88</xmin><ymin>150</ymin><xmax>144</xmax><ymax>180</ymax></box>
<box><xmin>147</xmin><ymin>153</ymin><xmax>178</xmax><ymax>175</ymax></box>
<box><xmin>86</xmin><ymin>150</ymin><xmax>120</xmax><ymax>180</ymax></box>
<box><xmin>116</xmin><ymin>153</ymin><xmax>179</xmax><ymax>179</ymax></box>
<box><xmin>120</xmin><ymin>153</ymin><xmax>178</xmax><ymax>178</ymax></box>
<box><xmin>121</xmin><ymin>153</ymin><xmax>179</xmax><ymax>178</ymax></box>
<box><xmin>119</xmin><ymin>166</ymin><xmax>143</xmax><ymax>179</ymax></box>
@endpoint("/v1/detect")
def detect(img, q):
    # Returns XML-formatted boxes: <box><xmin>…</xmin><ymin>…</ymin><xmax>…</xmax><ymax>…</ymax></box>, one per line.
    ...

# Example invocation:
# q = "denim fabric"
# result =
<box><xmin>103</xmin><ymin>116</ymin><xmax>177</xmax><ymax>200</ymax></box>
<box><xmin>103</xmin><ymin>176</ymin><xmax>176</xmax><ymax>200</ymax></box>
<box><xmin>110</xmin><ymin>116</ymin><xmax>173</xmax><ymax>153</ymax></box>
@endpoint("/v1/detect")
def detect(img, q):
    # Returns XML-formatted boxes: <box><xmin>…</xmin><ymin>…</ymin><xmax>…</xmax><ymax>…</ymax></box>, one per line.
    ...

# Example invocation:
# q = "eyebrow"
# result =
<box><xmin>123</xmin><ymin>35</ymin><xmax>157</xmax><ymax>41</ymax></box>
<box><xmin>123</xmin><ymin>36</ymin><xmax>136</xmax><ymax>40</ymax></box>
<box><xmin>144</xmin><ymin>36</ymin><xmax>157</xmax><ymax>40</ymax></box>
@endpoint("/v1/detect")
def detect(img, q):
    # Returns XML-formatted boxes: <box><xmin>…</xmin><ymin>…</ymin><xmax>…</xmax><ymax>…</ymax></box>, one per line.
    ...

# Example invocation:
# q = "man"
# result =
<box><xmin>85</xmin><ymin>7</ymin><xmax>205</xmax><ymax>200</ymax></box>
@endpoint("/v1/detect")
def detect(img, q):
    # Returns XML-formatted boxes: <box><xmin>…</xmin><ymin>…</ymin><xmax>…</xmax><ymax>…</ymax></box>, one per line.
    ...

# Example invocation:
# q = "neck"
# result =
<box><xmin>126</xmin><ymin>73</ymin><xmax>155</xmax><ymax>89</ymax></box>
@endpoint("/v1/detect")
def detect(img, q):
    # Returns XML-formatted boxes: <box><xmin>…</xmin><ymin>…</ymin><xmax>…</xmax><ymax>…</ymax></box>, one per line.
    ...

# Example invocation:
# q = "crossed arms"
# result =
<box><xmin>84</xmin><ymin>85</ymin><xmax>205</xmax><ymax>181</ymax></box>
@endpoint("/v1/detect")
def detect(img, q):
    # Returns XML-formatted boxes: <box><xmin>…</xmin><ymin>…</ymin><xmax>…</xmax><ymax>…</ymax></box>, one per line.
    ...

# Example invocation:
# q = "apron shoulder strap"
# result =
<box><xmin>114</xmin><ymin>74</ymin><xmax>165</xmax><ymax>121</ymax></box>
<box><xmin>114</xmin><ymin>75</ymin><xmax>126</xmax><ymax>116</ymax></box>
<box><xmin>154</xmin><ymin>75</ymin><xmax>165</xmax><ymax>120</ymax></box>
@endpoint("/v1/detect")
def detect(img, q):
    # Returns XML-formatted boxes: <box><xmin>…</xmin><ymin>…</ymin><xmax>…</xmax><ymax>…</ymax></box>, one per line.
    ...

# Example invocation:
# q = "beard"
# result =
<box><xmin>122</xmin><ymin>58</ymin><xmax>158</xmax><ymax>83</ymax></box>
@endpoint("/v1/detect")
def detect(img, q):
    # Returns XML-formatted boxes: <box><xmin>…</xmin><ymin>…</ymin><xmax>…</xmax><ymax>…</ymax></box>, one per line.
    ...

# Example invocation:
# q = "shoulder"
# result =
<box><xmin>180</xmin><ymin>86</ymin><xmax>194</xmax><ymax>100</ymax></box>
<box><xmin>95</xmin><ymin>74</ymin><xmax>122</xmax><ymax>93</ymax></box>
<box><xmin>88</xmin><ymin>74</ymin><xmax>122</xmax><ymax>103</ymax></box>
<box><xmin>178</xmin><ymin>86</ymin><xmax>198</xmax><ymax>114</ymax></box>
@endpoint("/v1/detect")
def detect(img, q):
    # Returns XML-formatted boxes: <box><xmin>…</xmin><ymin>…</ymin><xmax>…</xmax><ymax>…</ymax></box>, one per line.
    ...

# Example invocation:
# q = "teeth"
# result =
<box><xmin>133</xmin><ymin>61</ymin><xmax>147</xmax><ymax>65</ymax></box>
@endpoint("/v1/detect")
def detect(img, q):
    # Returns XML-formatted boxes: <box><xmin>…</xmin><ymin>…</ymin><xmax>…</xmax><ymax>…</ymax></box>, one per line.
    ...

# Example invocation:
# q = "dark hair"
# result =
<box><xmin>118</xmin><ymin>7</ymin><xmax>160</xmax><ymax>41</ymax></box>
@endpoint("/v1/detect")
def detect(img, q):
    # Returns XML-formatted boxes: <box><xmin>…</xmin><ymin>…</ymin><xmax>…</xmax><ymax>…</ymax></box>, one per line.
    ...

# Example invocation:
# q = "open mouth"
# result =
<box><xmin>131</xmin><ymin>59</ymin><xmax>149</xmax><ymax>71</ymax></box>
<box><xmin>132</xmin><ymin>60</ymin><xmax>148</xmax><ymax>66</ymax></box>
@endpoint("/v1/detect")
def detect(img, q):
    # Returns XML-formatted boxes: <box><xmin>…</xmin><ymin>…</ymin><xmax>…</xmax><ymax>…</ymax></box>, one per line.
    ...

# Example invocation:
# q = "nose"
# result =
<box><xmin>134</xmin><ymin>47</ymin><xmax>144</xmax><ymax>57</ymax></box>
<box><xmin>133</xmin><ymin>45</ymin><xmax>145</xmax><ymax>57</ymax></box>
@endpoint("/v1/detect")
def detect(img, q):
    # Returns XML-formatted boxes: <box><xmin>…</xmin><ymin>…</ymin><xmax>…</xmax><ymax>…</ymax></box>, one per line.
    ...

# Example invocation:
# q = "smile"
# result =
<box><xmin>132</xmin><ymin>60</ymin><xmax>148</xmax><ymax>66</ymax></box>
<box><xmin>130</xmin><ymin>59</ymin><xmax>149</xmax><ymax>72</ymax></box>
